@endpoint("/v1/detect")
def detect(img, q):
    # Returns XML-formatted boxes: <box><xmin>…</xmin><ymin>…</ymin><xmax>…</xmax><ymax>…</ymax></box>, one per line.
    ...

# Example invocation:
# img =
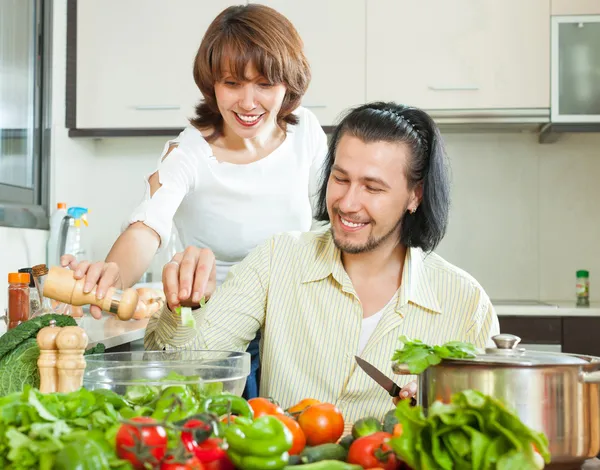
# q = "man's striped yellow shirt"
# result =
<box><xmin>145</xmin><ymin>228</ymin><xmax>500</xmax><ymax>424</ymax></box>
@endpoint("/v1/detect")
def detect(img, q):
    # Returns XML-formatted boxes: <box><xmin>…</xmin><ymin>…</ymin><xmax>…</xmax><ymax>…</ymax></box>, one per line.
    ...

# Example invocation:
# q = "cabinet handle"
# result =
<box><xmin>428</xmin><ymin>85</ymin><xmax>480</xmax><ymax>91</ymax></box>
<box><xmin>133</xmin><ymin>105</ymin><xmax>181</xmax><ymax>110</ymax></box>
<box><xmin>303</xmin><ymin>105</ymin><xmax>327</xmax><ymax>109</ymax></box>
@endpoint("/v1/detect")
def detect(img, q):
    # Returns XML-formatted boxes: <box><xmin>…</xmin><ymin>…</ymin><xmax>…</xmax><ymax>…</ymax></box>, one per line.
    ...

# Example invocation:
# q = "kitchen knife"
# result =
<box><xmin>355</xmin><ymin>355</ymin><xmax>417</xmax><ymax>406</ymax></box>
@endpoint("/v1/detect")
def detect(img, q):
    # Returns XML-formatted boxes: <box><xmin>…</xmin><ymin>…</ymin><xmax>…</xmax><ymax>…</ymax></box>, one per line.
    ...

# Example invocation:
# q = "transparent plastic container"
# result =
<box><xmin>82</xmin><ymin>350</ymin><xmax>251</xmax><ymax>397</ymax></box>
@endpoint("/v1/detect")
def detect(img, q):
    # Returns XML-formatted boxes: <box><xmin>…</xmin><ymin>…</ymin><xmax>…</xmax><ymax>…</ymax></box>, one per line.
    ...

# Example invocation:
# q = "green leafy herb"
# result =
<box><xmin>392</xmin><ymin>336</ymin><xmax>478</xmax><ymax>374</ymax></box>
<box><xmin>392</xmin><ymin>390</ymin><xmax>550</xmax><ymax>470</ymax></box>
<box><xmin>0</xmin><ymin>338</ymin><xmax>40</xmax><ymax>396</ymax></box>
<box><xmin>84</xmin><ymin>343</ymin><xmax>106</xmax><ymax>356</ymax></box>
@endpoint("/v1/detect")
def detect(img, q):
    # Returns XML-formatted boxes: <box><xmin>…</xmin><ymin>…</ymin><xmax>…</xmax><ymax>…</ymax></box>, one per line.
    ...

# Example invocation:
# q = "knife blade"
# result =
<box><xmin>355</xmin><ymin>356</ymin><xmax>417</xmax><ymax>406</ymax></box>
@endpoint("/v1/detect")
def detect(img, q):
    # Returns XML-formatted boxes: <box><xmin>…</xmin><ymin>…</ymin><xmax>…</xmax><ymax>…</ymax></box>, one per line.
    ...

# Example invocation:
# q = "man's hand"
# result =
<box><xmin>60</xmin><ymin>254</ymin><xmax>123</xmax><ymax>319</ymax></box>
<box><xmin>163</xmin><ymin>246</ymin><xmax>217</xmax><ymax>310</ymax></box>
<box><xmin>393</xmin><ymin>380</ymin><xmax>418</xmax><ymax>406</ymax></box>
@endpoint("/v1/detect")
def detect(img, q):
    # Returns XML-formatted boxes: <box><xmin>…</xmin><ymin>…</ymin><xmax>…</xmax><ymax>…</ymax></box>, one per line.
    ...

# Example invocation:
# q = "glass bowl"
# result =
<box><xmin>82</xmin><ymin>350</ymin><xmax>250</xmax><ymax>398</ymax></box>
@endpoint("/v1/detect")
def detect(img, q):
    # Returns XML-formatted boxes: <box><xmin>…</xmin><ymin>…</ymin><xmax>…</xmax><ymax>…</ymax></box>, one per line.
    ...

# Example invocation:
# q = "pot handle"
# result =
<box><xmin>581</xmin><ymin>371</ymin><xmax>600</xmax><ymax>383</ymax></box>
<box><xmin>392</xmin><ymin>362</ymin><xmax>412</xmax><ymax>375</ymax></box>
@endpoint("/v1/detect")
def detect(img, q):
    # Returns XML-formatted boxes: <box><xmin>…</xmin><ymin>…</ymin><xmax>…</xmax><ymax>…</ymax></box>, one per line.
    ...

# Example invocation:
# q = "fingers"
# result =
<box><xmin>399</xmin><ymin>380</ymin><xmax>418</xmax><ymax>399</ymax></box>
<box><xmin>178</xmin><ymin>247</ymin><xmax>198</xmax><ymax>301</ymax></box>
<box><xmin>96</xmin><ymin>262</ymin><xmax>120</xmax><ymax>299</ymax></box>
<box><xmin>60</xmin><ymin>254</ymin><xmax>77</xmax><ymax>270</ymax></box>
<box><xmin>163</xmin><ymin>253</ymin><xmax>184</xmax><ymax>309</ymax></box>
<box><xmin>191</xmin><ymin>248</ymin><xmax>215</xmax><ymax>303</ymax></box>
<box><xmin>90</xmin><ymin>305</ymin><xmax>103</xmax><ymax>319</ymax></box>
<box><xmin>73</xmin><ymin>260</ymin><xmax>90</xmax><ymax>279</ymax></box>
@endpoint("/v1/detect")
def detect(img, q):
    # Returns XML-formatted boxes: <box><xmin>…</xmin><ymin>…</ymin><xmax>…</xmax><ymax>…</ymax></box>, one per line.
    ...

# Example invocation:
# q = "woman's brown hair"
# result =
<box><xmin>191</xmin><ymin>4</ymin><xmax>311</xmax><ymax>141</ymax></box>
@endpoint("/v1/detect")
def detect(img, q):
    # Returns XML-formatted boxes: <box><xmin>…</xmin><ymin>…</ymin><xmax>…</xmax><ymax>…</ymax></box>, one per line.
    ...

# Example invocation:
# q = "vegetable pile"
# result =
<box><xmin>392</xmin><ymin>390</ymin><xmax>550</xmax><ymax>470</ymax></box>
<box><xmin>392</xmin><ymin>336</ymin><xmax>479</xmax><ymax>374</ymax></box>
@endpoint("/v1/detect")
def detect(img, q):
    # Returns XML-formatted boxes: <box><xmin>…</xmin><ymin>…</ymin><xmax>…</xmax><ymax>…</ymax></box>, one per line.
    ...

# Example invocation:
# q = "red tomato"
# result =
<box><xmin>247</xmin><ymin>397</ymin><xmax>284</xmax><ymax>418</ymax></box>
<box><xmin>347</xmin><ymin>432</ymin><xmax>399</xmax><ymax>470</ymax></box>
<box><xmin>273</xmin><ymin>414</ymin><xmax>307</xmax><ymax>455</ymax></box>
<box><xmin>160</xmin><ymin>454</ymin><xmax>205</xmax><ymax>470</ymax></box>
<box><xmin>297</xmin><ymin>403</ymin><xmax>344</xmax><ymax>446</ymax></box>
<box><xmin>116</xmin><ymin>417</ymin><xmax>168</xmax><ymax>469</ymax></box>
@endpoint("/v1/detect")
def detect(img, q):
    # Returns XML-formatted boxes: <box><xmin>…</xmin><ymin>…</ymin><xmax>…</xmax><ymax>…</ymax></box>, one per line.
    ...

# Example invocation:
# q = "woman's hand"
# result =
<box><xmin>393</xmin><ymin>380</ymin><xmax>418</xmax><ymax>406</ymax></box>
<box><xmin>60</xmin><ymin>254</ymin><xmax>124</xmax><ymax>319</ymax></box>
<box><xmin>163</xmin><ymin>246</ymin><xmax>217</xmax><ymax>311</ymax></box>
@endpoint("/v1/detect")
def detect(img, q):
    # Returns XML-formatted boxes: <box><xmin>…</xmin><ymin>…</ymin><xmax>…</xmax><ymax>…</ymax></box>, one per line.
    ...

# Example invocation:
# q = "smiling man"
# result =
<box><xmin>145</xmin><ymin>102</ymin><xmax>500</xmax><ymax>423</ymax></box>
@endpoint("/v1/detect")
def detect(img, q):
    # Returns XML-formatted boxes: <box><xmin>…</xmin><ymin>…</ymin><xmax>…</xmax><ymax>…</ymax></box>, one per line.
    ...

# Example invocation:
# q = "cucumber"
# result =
<box><xmin>284</xmin><ymin>461</ymin><xmax>362</xmax><ymax>470</ymax></box>
<box><xmin>338</xmin><ymin>434</ymin><xmax>355</xmax><ymax>450</ymax></box>
<box><xmin>300</xmin><ymin>443</ymin><xmax>348</xmax><ymax>463</ymax></box>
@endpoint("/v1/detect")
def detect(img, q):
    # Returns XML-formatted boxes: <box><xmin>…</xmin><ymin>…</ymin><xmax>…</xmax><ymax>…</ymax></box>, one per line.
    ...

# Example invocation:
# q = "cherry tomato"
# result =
<box><xmin>297</xmin><ymin>403</ymin><xmax>344</xmax><ymax>446</ymax></box>
<box><xmin>116</xmin><ymin>417</ymin><xmax>168</xmax><ymax>469</ymax></box>
<box><xmin>247</xmin><ymin>397</ymin><xmax>284</xmax><ymax>418</ymax></box>
<box><xmin>347</xmin><ymin>432</ymin><xmax>399</xmax><ymax>470</ymax></box>
<box><xmin>160</xmin><ymin>454</ymin><xmax>205</xmax><ymax>470</ymax></box>
<box><xmin>273</xmin><ymin>414</ymin><xmax>307</xmax><ymax>455</ymax></box>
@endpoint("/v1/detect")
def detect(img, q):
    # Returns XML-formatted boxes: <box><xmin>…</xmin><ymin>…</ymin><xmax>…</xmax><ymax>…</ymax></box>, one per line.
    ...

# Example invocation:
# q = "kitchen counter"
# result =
<box><xmin>495</xmin><ymin>301</ymin><xmax>600</xmax><ymax>317</ymax></box>
<box><xmin>77</xmin><ymin>314</ymin><xmax>148</xmax><ymax>350</ymax></box>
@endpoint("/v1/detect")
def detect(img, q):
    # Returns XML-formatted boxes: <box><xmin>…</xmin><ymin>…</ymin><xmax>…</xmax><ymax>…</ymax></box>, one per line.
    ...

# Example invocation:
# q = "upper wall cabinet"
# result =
<box><xmin>552</xmin><ymin>0</ymin><xmax>600</xmax><ymax>15</ymax></box>
<box><xmin>366</xmin><ymin>0</ymin><xmax>551</xmax><ymax>111</ymax></box>
<box><xmin>71</xmin><ymin>0</ymin><xmax>240</xmax><ymax>130</ymax></box>
<box><xmin>248</xmin><ymin>1</ymin><xmax>366</xmax><ymax>126</ymax></box>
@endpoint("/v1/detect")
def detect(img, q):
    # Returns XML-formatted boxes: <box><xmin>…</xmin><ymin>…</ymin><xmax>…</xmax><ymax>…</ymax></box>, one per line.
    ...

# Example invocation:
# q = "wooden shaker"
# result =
<box><xmin>56</xmin><ymin>326</ymin><xmax>89</xmax><ymax>393</ymax></box>
<box><xmin>36</xmin><ymin>320</ymin><xmax>61</xmax><ymax>393</ymax></box>
<box><xmin>43</xmin><ymin>266</ymin><xmax>139</xmax><ymax>320</ymax></box>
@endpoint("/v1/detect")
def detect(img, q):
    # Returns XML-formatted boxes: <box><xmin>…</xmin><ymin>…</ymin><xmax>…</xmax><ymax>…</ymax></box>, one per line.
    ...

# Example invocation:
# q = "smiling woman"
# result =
<box><xmin>61</xmin><ymin>4</ymin><xmax>328</xmax><ymax>402</ymax></box>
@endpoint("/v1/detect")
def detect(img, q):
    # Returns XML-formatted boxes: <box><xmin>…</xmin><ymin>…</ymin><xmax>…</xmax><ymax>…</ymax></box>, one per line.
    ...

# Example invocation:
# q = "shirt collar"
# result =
<box><xmin>397</xmin><ymin>247</ymin><xmax>442</xmax><ymax>315</ymax></box>
<box><xmin>301</xmin><ymin>231</ymin><xmax>443</xmax><ymax>315</ymax></box>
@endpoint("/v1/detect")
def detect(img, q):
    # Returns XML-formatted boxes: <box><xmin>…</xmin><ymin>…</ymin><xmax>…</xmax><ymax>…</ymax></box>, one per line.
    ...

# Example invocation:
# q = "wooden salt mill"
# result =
<box><xmin>56</xmin><ymin>326</ymin><xmax>89</xmax><ymax>393</ymax></box>
<box><xmin>42</xmin><ymin>266</ymin><xmax>138</xmax><ymax>320</ymax></box>
<box><xmin>36</xmin><ymin>320</ymin><xmax>60</xmax><ymax>393</ymax></box>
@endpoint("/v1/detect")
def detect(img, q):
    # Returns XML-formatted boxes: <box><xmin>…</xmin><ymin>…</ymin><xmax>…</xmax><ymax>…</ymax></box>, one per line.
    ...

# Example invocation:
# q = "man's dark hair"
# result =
<box><xmin>315</xmin><ymin>102</ymin><xmax>450</xmax><ymax>252</ymax></box>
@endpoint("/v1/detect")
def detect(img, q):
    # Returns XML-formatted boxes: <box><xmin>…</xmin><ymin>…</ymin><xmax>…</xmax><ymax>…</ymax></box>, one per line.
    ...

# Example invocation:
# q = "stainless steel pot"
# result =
<box><xmin>392</xmin><ymin>334</ymin><xmax>600</xmax><ymax>468</ymax></box>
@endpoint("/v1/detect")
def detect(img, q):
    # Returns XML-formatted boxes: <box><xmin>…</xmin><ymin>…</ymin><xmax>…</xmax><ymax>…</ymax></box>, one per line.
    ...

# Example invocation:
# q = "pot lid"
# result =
<box><xmin>447</xmin><ymin>334</ymin><xmax>591</xmax><ymax>367</ymax></box>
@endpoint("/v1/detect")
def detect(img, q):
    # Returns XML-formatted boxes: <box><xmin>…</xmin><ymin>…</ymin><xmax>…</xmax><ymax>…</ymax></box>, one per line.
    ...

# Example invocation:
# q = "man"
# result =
<box><xmin>146</xmin><ymin>102</ymin><xmax>500</xmax><ymax>423</ymax></box>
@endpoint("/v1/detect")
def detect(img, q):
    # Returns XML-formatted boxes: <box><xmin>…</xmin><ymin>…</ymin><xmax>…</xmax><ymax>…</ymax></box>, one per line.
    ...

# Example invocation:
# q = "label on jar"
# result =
<box><xmin>576</xmin><ymin>280</ymin><xmax>589</xmax><ymax>296</ymax></box>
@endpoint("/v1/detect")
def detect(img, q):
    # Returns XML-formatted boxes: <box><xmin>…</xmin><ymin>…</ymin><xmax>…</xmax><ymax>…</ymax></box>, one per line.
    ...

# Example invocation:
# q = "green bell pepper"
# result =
<box><xmin>203</xmin><ymin>393</ymin><xmax>254</xmax><ymax>419</ymax></box>
<box><xmin>225</xmin><ymin>416</ymin><xmax>293</xmax><ymax>470</ymax></box>
<box><xmin>152</xmin><ymin>385</ymin><xmax>200</xmax><ymax>422</ymax></box>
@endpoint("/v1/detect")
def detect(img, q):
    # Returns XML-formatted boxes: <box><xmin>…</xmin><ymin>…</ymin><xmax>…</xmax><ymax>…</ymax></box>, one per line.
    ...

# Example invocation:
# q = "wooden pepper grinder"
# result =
<box><xmin>42</xmin><ymin>266</ymin><xmax>138</xmax><ymax>320</ymax></box>
<box><xmin>36</xmin><ymin>320</ymin><xmax>61</xmax><ymax>393</ymax></box>
<box><xmin>56</xmin><ymin>326</ymin><xmax>89</xmax><ymax>393</ymax></box>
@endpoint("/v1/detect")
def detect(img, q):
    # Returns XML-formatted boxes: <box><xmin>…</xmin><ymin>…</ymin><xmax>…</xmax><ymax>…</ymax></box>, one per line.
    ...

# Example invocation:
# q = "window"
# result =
<box><xmin>0</xmin><ymin>0</ymin><xmax>50</xmax><ymax>229</ymax></box>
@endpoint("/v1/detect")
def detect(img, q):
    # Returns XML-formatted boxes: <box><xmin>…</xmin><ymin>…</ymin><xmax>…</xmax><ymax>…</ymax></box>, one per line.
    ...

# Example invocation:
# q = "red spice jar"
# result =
<box><xmin>8</xmin><ymin>272</ymin><xmax>30</xmax><ymax>329</ymax></box>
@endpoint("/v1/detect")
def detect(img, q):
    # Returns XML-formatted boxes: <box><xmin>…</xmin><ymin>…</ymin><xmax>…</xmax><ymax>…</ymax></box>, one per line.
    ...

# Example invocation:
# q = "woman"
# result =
<box><xmin>62</xmin><ymin>4</ymin><xmax>328</xmax><ymax>399</ymax></box>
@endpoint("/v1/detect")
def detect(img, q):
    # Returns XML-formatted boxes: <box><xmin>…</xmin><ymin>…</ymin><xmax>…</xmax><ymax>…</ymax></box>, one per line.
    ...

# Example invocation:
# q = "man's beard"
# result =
<box><xmin>331</xmin><ymin>214</ymin><xmax>403</xmax><ymax>254</ymax></box>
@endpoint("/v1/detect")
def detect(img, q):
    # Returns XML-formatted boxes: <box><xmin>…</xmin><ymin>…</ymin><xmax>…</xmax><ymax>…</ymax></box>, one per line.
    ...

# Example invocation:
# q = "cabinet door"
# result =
<box><xmin>76</xmin><ymin>0</ymin><xmax>241</xmax><ymax>129</ymax></box>
<box><xmin>249</xmin><ymin>0</ymin><xmax>366</xmax><ymax>126</ymax></box>
<box><xmin>552</xmin><ymin>0</ymin><xmax>600</xmax><ymax>15</ymax></box>
<box><xmin>366</xmin><ymin>0</ymin><xmax>550</xmax><ymax>110</ymax></box>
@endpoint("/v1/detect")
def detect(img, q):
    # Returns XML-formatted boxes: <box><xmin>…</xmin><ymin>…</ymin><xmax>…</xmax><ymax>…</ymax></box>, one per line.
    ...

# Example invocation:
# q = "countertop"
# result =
<box><xmin>76</xmin><ymin>314</ymin><xmax>149</xmax><ymax>349</ymax></box>
<box><xmin>495</xmin><ymin>301</ymin><xmax>600</xmax><ymax>317</ymax></box>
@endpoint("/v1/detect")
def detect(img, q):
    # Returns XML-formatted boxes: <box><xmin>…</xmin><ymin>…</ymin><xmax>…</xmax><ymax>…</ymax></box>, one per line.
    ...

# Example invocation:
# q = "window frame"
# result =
<box><xmin>0</xmin><ymin>0</ymin><xmax>51</xmax><ymax>230</ymax></box>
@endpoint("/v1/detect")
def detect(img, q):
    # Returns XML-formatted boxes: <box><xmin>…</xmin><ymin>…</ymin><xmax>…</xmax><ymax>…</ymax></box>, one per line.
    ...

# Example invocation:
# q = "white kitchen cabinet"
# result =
<box><xmin>248</xmin><ymin>0</ymin><xmax>366</xmax><ymax>126</ymax></box>
<box><xmin>75</xmin><ymin>0</ymin><xmax>241</xmax><ymax>129</ymax></box>
<box><xmin>366</xmin><ymin>0</ymin><xmax>550</xmax><ymax>111</ymax></box>
<box><xmin>552</xmin><ymin>0</ymin><xmax>600</xmax><ymax>15</ymax></box>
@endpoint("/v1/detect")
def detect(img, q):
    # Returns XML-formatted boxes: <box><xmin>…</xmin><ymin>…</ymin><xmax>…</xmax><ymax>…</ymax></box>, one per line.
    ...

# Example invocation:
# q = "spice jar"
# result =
<box><xmin>576</xmin><ymin>270</ymin><xmax>590</xmax><ymax>307</ymax></box>
<box><xmin>19</xmin><ymin>267</ymin><xmax>41</xmax><ymax>316</ymax></box>
<box><xmin>8</xmin><ymin>273</ymin><xmax>31</xmax><ymax>329</ymax></box>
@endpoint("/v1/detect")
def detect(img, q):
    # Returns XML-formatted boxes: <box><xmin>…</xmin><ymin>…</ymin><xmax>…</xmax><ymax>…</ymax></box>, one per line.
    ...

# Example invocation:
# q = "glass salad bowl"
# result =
<box><xmin>82</xmin><ymin>350</ymin><xmax>250</xmax><ymax>400</ymax></box>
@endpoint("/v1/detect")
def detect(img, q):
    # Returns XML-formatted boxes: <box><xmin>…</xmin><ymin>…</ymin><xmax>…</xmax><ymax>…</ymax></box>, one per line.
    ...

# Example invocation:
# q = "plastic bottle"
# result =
<box><xmin>64</xmin><ymin>207</ymin><xmax>90</xmax><ymax>262</ymax></box>
<box><xmin>47</xmin><ymin>202</ymin><xmax>68</xmax><ymax>267</ymax></box>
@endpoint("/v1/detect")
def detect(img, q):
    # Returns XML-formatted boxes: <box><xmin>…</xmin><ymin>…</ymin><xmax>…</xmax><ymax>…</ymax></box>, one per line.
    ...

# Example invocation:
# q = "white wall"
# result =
<box><xmin>2</xmin><ymin>0</ymin><xmax>600</xmax><ymax>312</ymax></box>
